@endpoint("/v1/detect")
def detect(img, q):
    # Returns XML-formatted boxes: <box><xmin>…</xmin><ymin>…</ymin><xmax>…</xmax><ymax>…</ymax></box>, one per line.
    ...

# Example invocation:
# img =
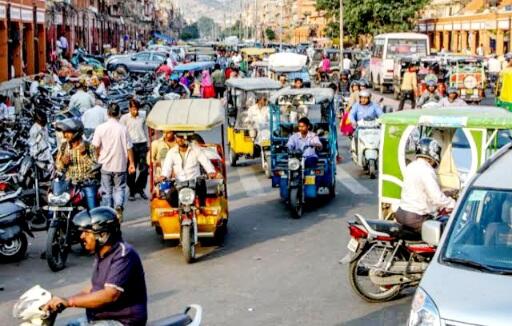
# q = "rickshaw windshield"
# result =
<box><xmin>234</xmin><ymin>91</ymin><xmax>273</xmax><ymax>130</ymax></box>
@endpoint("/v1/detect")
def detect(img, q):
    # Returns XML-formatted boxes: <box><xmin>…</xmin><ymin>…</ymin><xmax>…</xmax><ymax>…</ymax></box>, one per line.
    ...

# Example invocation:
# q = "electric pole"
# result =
<box><xmin>339</xmin><ymin>0</ymin><xmax>344</xmax><ymax>68</ymax></box>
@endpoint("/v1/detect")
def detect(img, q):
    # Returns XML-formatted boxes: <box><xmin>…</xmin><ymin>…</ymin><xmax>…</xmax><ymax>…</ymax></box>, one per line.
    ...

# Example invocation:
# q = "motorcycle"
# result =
<box><xmin>341</xmin><ymin>213</ymin><xmax>448</xmax><ymax>302</ymax></box>
<box><xmin>351</xmin><ymin>118</ymin><xmax>380</xmax><ymax>179</ymax></box>
<box><xmin>45</xmin><ymin>168</ymin><xmax>101</xmax><ymax>272</ymax></box>
<box><xmin>0</xmin><ymin>201</ymin><xmax>34</xmax><ymax>261</ymax></box>
<box><xmin>13</xmin><ymin>285</ymin><xmax>202</xmax><ymax>326</ymax></box>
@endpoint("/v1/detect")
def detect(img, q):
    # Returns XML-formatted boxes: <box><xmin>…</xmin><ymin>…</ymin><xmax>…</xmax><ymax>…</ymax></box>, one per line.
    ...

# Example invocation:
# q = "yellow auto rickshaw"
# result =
<box><xmin>225</xmin><ymin>78</ymin><xmax>282</xmax><ymax>176</ymax></box>
<box><xmin>146</xmin><ymin>99</ymin><xmax>229</xmax><ymax>263</ymax></box>
<box><xmin>241</xmin><ymin>47</ymin><xmax>276</xmax><ymax>59</ymax></box>
<box><xmin>496</xmin><ymin>67</ymin><xmax>512</xmax><ymax>111</ymax></box>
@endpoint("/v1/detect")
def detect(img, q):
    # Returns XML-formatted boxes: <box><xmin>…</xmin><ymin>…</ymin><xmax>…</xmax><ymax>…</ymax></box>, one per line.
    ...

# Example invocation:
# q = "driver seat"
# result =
<box><xmin>485</xmin><ymin>196</ymin><xmax>512</xmax><ymax>246</ymax></box>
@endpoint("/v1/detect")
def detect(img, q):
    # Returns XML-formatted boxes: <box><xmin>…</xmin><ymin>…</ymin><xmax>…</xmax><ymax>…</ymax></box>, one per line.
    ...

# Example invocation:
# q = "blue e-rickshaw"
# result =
<box><xmin>269</xmin><ymin>88</ymin><xmax>337</xmax><ymax>218</ymax></box>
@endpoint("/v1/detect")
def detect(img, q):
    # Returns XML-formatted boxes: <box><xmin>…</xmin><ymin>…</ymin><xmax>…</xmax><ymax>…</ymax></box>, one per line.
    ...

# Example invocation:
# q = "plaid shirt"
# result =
<box><xmin>56</xmin><ymin>141</ymin><xmax>97</xmax><ymax>183</ymax></box>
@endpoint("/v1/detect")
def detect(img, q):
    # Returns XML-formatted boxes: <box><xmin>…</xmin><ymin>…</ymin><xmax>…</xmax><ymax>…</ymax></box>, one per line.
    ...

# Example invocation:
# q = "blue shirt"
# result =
<box><xmin>88</xmin><ymin>241</ymin><xmax>147</xmax><ymax>326</ymax></box>
<box><xmin>349</xmin><ymin>101</ymin><xmax>383</xmax><ymax>125</ymax></box>
<box><xmin>286</xmin><ymin>131</ymin><xmax>322</xmax><ymax>158</ymax></box>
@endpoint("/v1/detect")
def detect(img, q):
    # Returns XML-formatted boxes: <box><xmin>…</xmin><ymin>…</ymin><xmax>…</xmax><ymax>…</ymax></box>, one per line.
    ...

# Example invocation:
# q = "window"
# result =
<box><xmin>135</xmin><ymin>53</ymin><xmax>151</xmax><ymax>61</ymax></box>
<box><xmin>373</xmin><ymin>39</ymin><xmax>385</xmax><ymax>58</ymax></box>
<box><xmin>385</xmin><ymin>39</ymin><xmax>428</xmax><ymax>59</ymax></box>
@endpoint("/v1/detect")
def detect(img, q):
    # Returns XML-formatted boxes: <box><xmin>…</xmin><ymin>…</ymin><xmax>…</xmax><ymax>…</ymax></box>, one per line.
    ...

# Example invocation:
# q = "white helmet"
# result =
<box><xmin>13</xmin><ymin>285</ymin><xmax>52</xmax><ymax>323</ymax></box>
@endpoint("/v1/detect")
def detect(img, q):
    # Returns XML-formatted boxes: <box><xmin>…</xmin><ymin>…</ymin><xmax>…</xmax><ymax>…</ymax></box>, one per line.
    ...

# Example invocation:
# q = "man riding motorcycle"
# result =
<box><xmin>395</xmin><ymin>138</ymin><xmax>456</xmax><ymax>232</ymax></box>
<box><xmin>55</xmin><ymin>119</ymin><xmax>98</xmax><ymax>183</ymax></box>
<box><xmin>44</xmin><ymin>207</ymin><xmax>148</xmax><ymax>326</ymax></box>
<box><xmin>417</xmin><ymin>80</ymin><xmax>441</xmax><ymax>108</ymax></box>
<box><xmin>286</xmin><ymin>117</ymin><xmax>323</xmax><ymax>168</ymax></box>
<box><xmin>439</xmin><ymin>87</ymin><xmax>468</xmax><ymax>107</ymax></box>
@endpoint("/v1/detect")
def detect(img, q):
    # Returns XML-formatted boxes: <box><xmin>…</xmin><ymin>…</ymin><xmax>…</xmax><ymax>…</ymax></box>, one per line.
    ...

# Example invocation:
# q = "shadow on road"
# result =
<box><xmin>338</xmin><ymin>299</ymin><xmax>411</xmax><ymax>326</ymax></box>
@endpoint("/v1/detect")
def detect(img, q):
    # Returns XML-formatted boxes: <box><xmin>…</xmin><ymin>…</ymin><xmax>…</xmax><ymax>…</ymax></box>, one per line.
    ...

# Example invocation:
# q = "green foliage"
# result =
<box><xmin>197</xmin><ymin>16</ymin><xmax>218</xmax><ymax>39</ymax></box>
<box><xmin>316</xmin><ymin>0</ymin><xmax>429</xmax><ymax>38</ymax></box>
<box><xmin>265</xmin><ymin>28</ymin><xmax>276</xmax><ymax>41</ymax></box>
<box><xmin>180</xmin><ymin>23</ymin><xmax>200</xmax><ymax>40</ymax></box>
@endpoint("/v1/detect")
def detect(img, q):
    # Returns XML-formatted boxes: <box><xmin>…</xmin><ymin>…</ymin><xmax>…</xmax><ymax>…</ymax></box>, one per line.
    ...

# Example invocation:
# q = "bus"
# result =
<box><xmin>370</xmin><ymin>33</ymin><xmax>430</xmax><ymax>93</ymax></box>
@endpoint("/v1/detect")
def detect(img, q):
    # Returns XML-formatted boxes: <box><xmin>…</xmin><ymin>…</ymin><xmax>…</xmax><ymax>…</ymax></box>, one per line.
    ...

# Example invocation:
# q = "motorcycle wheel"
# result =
<box><xmin>181</xmin><ymin>225</ymin><xmax>195</xmax><ymax>263</ymax></box>
<box><xmin>264</xmin><ymin>155</ymin><xmax>271</xmax><ymax>178</ymax></box>
<box><xmin>0</xmin><ymin>233</ymin><xmax>27</xmax><ymax>262</ymax></box>
<box><xmin>289</xmin><ymin>188</ymin><xmax>303</xmax><ymax>219</ymax></box>
<box><xmin>368</xmin><ymin>159</ymin><xmax>377</xmax><ymax>179</ymax></box>
<box><xmin>229</xmin><ymin>147</ymin><xmax>238</xmax><ymax>167</ymax></box>
<box><xmin>348</xmin><ymin>249</ymin><xmax>401</xmax><ymax>303</ymax></box>
<box><xmin>46</xmin><ymin>218</ymin><xmax>69</xmax><ymax>272</ymax></box>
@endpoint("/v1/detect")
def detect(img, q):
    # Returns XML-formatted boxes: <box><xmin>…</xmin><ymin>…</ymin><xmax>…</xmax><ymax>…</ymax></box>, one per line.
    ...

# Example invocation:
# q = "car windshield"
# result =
<box><xmin>386</xmin><ymin>39</ymin><xmax>427</xmax><ymax>59</ymax></box>
<box><xmin>442</xmin><ymin>188</ymin><xmax>512</xmax><ymax>273</ymax></box>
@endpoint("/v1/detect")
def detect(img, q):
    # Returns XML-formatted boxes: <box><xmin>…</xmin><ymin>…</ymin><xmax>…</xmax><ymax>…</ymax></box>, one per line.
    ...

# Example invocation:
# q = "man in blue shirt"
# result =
<box><xmin>349</xmin><ymin>90</ymin><xmax>383</xmax><ymax>128</ymax></box>
<box><xmin>44</xmin><ymin>208</ymin><xmax>147</xmax><ymax>326</ymax></box>
<box><xmin>286</xmin><ymin>117</ymin><xmax>323</xmax><ymax>168</ymax></box>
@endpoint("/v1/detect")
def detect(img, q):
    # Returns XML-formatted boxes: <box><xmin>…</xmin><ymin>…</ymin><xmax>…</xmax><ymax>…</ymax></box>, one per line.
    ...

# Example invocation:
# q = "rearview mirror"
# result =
<box><xmin>131</xmin><ymin>56</ymin><xmax>136</xmax><ymax>61</ymax></box>
<box><xmin>422</xmin><ymin>220</ymin><xmax>442</xmax><ymax>246</ymax></box>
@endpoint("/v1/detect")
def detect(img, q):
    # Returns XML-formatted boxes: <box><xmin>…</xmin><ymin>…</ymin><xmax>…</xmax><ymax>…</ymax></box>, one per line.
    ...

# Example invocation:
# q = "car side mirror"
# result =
<box><xmin>422</xmin><ymin>220</ymin><xmax>442</xmax><ymax>246</ymax></box>
<box><xmin>131</xmin><ymin>56</ymin><xmax>136</xmax><ymax>61</ymax></box>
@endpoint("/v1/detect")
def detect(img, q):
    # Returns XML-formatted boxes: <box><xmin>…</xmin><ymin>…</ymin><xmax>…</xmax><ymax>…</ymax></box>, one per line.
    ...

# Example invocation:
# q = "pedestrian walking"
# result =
<box><xmin>200</xmin><ymin>70</ymin><xmax>216</xmax><ymax>98</ymax></box>
<box><xmin>211</xmin><ymin>64</ymin><xmax>226</xmax><ymax>99</ymax></box>
<box><xmin>120</xmin><ymin>99</ymin><xmax>149</xmax><ymax>201</ymax></box>
<box><xmin>92</xmin><ymin>103</ymin><xmax>135</xmax><ymax>221</ymax></box>
<box><xmin>398</xmin><ymin>64</ymin><xmax>418</xmax><ymax>111</ymax></box>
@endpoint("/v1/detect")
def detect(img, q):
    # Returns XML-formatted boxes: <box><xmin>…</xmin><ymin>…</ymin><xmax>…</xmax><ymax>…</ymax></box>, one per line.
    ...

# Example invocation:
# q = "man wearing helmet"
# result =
<box><xmin>396</xmin><ymin>138</ymin><xmax>456</xmax><ymax>232</ymax></box>
<box><xmin>438</xmin><ymin>87</ymin><xmax>467</xmax><ymax>107</ymax></box>
<box><xmin>349</xmin><ymin>90</ymin><xmax>383</xmax><ymax>129</ymax></box>
<box><xmin>417</xmin><ymin>80</ymin><xmax>441</xmax><ymax>108</ymax></box>
<box><xmin>44</xmin><ymin>207</ymin><xmax>147</xmax><ymax>326</ymax></box>
<box><xmin>55</xmin><ymin>118</ymin><xmax>98</xmax><ymax>183</ymax></box>
<box><xmin>398</xmin><ymin>63</ymin><xmax>418</xmax><ymax>111</ymax></box>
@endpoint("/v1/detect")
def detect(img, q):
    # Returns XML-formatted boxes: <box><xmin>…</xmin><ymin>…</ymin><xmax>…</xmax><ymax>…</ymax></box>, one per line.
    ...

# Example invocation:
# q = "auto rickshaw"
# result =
<box><xmin>146</xmin><ymin>99</ymin><xmax>229</xmax><ymax>263</ymax></box>
<box><xmin>446</xmin><ymin>56</ymin><xmax>485</xmax><ymax>104</ymax></box>
<box><xmin>378</xmin><ymin>106</ymin><xmax>512</xmax><ymax>220</ymax></box>
<box><xmin>268</xmin><ymin>53</ymin><xmax>311</xmax><ymax>87</ymax></box>
<box><xmin>269</xmin><ymin>88</ymin><xmax>337</xmax><ymax>218</ymax></box>
<box><xmin>225</xmin><ymin>78</ymin><xmax>282</xmax><ymax>176</ymax></box>
<box><xmin>241</xmin><ymin>47</ymin><xmax>276</xmax><ymax>59</ymax></box>
<box><xmin>250</xmin><ymin>61</ymin><xmax>270</xmax><ymax>78</ymax></box>
<box><xmin>496</xmin><ymin>68</ymin><xmax>512</xmax><ymax>111</ymax></box>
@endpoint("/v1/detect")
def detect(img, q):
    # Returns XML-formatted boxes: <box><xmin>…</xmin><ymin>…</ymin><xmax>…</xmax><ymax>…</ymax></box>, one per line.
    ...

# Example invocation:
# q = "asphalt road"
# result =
<box><xmin>1</xmin><ymin>91</ymin><xmax>495</xmax><ymax>325</ymax></box>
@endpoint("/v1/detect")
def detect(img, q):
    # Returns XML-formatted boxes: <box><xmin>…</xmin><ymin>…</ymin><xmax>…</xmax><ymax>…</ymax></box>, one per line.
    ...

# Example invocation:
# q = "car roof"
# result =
<box><xmin>473</xmin><ymin>144</ymin><xmax>512</xmax><ymax>190</ymax></box>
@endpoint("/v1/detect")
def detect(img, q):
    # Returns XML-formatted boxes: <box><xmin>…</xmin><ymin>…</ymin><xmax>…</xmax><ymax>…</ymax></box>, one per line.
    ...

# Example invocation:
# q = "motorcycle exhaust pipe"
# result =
<box><xmin>369</xmin><ymin>271</ymin><xmax>424</xmax><ymax>286</ymax></box>
<box><xmin>386</xmin><ymin>261</ymin><xmax>429</xmax><ymax>274</ymax></box>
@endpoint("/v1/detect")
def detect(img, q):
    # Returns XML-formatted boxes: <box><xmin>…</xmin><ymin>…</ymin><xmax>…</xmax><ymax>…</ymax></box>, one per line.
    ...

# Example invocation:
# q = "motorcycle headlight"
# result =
<box><xmin>178</xmin><ymin>188</ymin><xmax>195</xmax><ymax>205</ymax></box>
<box><xmin>48</xmin><ymin>192</ymin><xmax>70</xmax><ymax>206</ymax></box>
<box><xmin>288</xmin><ymin>158</ymin><xmax>301</xmax><ymax>171</ymax></box>
<box><xmin>463</xmin><ymin>76</ymin><xmax>477</xmax><ymax>89</ymax></box>
<box><xmin>408</xmin><ymin>288</ymin><xmax>441</xmax><ymax>326</ymax></box>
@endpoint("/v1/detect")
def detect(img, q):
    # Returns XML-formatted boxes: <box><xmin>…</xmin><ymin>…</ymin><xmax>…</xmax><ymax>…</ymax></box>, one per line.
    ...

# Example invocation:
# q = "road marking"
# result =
<box><xmin>235</xmin><ymin>167</ymin><xmax>266</xmax><ymax>197</ymax></box>
<box><xmin>336</xmin><ymin>165</ymin><xmax>373</xmax><ymax>195</ymax></box>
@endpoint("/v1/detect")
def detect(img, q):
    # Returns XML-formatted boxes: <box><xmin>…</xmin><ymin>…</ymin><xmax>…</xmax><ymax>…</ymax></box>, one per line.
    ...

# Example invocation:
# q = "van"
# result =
<box><xmin>370</xmin><ymin>33</ymin><xmax>429</xmax><ymax>93</ymax></box>
<box><xmin>409</xmin><ymin>144</ymin><xmax>512</xmax><ymax>326</ymax></box>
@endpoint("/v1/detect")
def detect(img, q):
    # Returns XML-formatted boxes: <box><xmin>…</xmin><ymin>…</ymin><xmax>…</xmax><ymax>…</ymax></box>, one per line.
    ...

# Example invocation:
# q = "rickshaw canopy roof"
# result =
<box><xmin>225</xmin><ymin>77</ymin><xmax>281</xmax><ymax>91</ymax></box>
<box><xmin>147</xmin><ymin>99</ymin><xmax>224</xmax><ymax>131</ymax></box>
<box><xmin>268</xmin><ymin>53</ymin><xmax>308</xmax><ymax>72</ymax></box>
<box><xmin>173</xmin><ymin>61</ymin><xmax>215</xmax><ymax>72</ymax></box>
<box><xmin>380</xmin><ymin>106</ymin><xmax>512</xmax><ymax>129</ymax></box>
<box><xmin>270</xmin><ymin>87</ymin><xmax>334</xmax><ymax>104</ymax></box>
<box><xmin>241</xmin><ymin>48</ymin><xmax>276</xmax><ymax>56</ymax></box>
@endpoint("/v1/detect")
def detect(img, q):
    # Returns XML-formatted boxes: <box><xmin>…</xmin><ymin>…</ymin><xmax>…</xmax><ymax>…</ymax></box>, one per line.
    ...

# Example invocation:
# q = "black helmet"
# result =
<box><xmin>416</xmin><ymin>138</ymin><xmax>441</xmax><ymax>166</ymax></box>
<box><xmin>73</xmin><ymin>207</ymin><xmax>120</xmax><ymax>246</ymax></box>
<box><xmin>358</xmin><ymin>79</ymin><xmax>369</xmax><ymax>88</ymax></box>
<box><xmin>55</xmin><ymin>118</ymin><xmax>84</xmax><ymax>141</ymax></box>
<box><xmin>34</xmin><ymin>110</ymin><xmax>47</xmax><ymax>125</ymax></box>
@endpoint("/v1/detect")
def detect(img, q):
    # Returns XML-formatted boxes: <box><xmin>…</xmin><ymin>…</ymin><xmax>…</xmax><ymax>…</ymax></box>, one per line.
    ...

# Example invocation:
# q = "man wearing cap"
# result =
<box><xmin>439</xmin><ymin>88</ymin><xmax>467</xmax><ymax>107</ymax></box>
<box><xmin>69</xmin><ymin>81</ymin><xmax>95</xmax><ymax>113</ymax></box>
<box><xmin>161</xmin><ymin>132</ymin><xmax>217</xmax><ymax>206</ymax></box>
<box><xmin>92</xmin><ymin>104</ymin><xmax>136</xmax><ymax>220</ymax></box>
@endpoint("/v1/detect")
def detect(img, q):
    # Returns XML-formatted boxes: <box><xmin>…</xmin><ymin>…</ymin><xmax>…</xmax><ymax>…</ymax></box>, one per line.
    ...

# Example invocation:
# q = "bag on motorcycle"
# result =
<box><xmin>340</xmin><ymin>110</ymin><xmax>354</xmax><ymax>136</ymax></box>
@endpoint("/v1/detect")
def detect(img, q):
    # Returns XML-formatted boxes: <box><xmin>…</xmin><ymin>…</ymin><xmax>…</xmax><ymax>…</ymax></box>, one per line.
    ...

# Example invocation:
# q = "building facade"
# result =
<box><xmin>418</xmin><ymin>0</ymin><xmax>512</xmax><ymax>55</ymax></box>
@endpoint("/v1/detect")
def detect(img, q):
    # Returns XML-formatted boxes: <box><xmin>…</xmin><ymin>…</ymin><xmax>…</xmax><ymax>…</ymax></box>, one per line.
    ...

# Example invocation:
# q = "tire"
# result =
<box><xmin>116</xmin><ymin>64</ymin><xmax>128</xmax><ymax>73</ymax></box>
<box><xmin>329</xmin><ymin>180</ymin><xmax>336</xmax><ymax>200</ymax></box>
<box><xmin>229</xmin><ymin>147</ymin><xmax>238</xmax><ymax>167</ymax></box>
<box><xmin>264</xmin><ymin>154</ymin><xmax>272</xmax><ymax>178</ymax></box>
<box><xmin>0</xmin><ymin>233</ymin><xmax>28</xmax><ymax>262</ymax></box>
<box><xmin>289</xmin><ymin>188</ymin><xmax>303</xmax><ymax>219</ymax></box>
<box><xmin>181</xmin><ymin>224</ymin><xmax>195</xmax><ymax>263</ymax></box>
<box><xmin>213</xmin><ymin>222</ymin><xmax>228</xmax><ymax>246</ymax></box>
<box><xmin>369</xmin><ymin>159</ymin><xmax>377</xmax><ymax>179</ymax></box>
<box><xmin>46</xmin><ymin>218</ymin><xmax>69</xmax><ymax>272</ymax></box>
<box><xmin>348</xmin><ymin>253</ymin><xmax>401</xmax><ymax>303</ymax></box>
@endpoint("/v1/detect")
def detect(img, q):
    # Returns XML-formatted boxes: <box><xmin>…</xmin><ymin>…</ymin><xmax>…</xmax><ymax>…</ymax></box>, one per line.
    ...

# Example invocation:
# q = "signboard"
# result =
<box><xmin>462</xmin><ymin>23</ymin><xmax>470</xmax><ymax>30</ymax></box>
<box><xmin>498</xmin><ymin>20</ymin><xmax>509</xmax><ymax>30</ymax></box>
<box><xmin>36</xmin><ymin>10</ymin><xmax>44</xmax><ymax>24</ymax></box>
<box><xmin>470</xmin><ymin>22</ymin><xmax>481</xmax><ymax>30</ymax></box>
<box><xmin>21</xmin><ymin>9</ymin><xmax>32</xmax><ymax>23</ymax></box>
<box><xmin>10</xmin><ymin>6</ymin><xmax>21</xmax><ymax>21</ymax></box>
<box><xmin>453</xmin><ymin>23</ymin><xmax>461</xmax><ymax>30</ymax></box>
<box><xmin>0</xmin><ymin>5</ymin><xmax>5</xmax><ymax>20</ymax></box>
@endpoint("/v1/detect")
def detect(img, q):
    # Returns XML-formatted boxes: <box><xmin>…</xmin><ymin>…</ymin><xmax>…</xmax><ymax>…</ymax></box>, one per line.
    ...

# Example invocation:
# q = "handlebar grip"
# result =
<box><xmin>56</xmin><ymin>303</ymin><xmax>66</xmax><ymax>313</ymax></box>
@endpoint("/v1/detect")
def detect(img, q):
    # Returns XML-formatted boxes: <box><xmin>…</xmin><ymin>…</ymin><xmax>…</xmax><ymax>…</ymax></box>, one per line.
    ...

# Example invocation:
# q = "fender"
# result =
<box><xmin>340</xmin><ymin>241</ymin><xmax>369</xmax><ymax>264</ymax></box>
<box><xmin>0</xmin><ymin>225</ymin><xmax>22</xmax><ymax>241</ymax></box>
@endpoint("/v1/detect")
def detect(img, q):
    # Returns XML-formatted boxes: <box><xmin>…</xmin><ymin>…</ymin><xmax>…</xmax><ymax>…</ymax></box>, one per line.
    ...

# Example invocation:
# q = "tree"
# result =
<box><xmin>197</xmin><ymin>16</ymin><xmax>218</xmax><ymax>40</ymax></box>
<box><xmin>265</xmin><ymin>28</ymin><xmax>276</xmax><ymax>41</ymax></box>
<box><xmin>180</xmin><ymin>23</ymin><xmax>200</xmax><ymax>40</ymax></box>
<box><xmin>316</xmin><ymin>0</ymin><xmax>429</xmax><ymax>38</ymax></box>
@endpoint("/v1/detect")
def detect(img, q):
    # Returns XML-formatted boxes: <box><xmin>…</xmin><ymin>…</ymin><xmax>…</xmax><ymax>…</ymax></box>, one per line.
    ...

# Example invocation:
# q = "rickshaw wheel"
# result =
<box><xmin>264</xmin><ymin>156</ymin><xmax>272</xmax><ymax>178</ymax></box>
<box><xmin>181</xmin><ymin>225</ymin><xmax>195</xmax><ymax>263</ymax></box>
<box><xmin>368</xmin><ymin>159</ymin><xmax>377</xmax><ymax>179</ymax></box>
<box><xmin>229</xmin><ymin>148</ymin><xmax>238</xmax><ymax>167</ymax></box>
<box><xmin>290</xmin><ymin>188</ymin><xmax>303</xmax><ymax>219</ymax></box>
<box><xmin>213</xmin><ymin>223</ymin><xmax>228</xmax><ymax>245</ymax></box>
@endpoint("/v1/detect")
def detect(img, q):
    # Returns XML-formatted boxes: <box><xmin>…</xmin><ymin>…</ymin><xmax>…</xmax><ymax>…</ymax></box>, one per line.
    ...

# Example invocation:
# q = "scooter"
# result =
<box><xmin>351</xmin><ymin>118</ymin><xmax>380</xmax><ymax>179</ymax></box>
<box><xmin>0</xmin><ymin>201</ymin><xmax>34</xmax><ymax>261</ymax></box>
<box><xmin>13</xmin><ymin>285</ymin><xmax>202</xmax><ymax>326</ymax></box>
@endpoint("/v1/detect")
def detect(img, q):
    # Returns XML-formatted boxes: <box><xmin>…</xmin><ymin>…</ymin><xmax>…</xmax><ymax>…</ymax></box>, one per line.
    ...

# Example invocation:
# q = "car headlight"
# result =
<box><xmin>408</xmin><ymin>288</ymin><xmax>441</xmax><ymax>326</ymax></box>
<box><xmin>288</xmin><ymin>158</ymin><xmax>301</xmax><ymax>171</ymax></box>
<box><xmin>48</xmin><ymin>192</ymin><xmax>70</xmax><ymax>206</ymax></box>
<box><xmin>463</xmin><ymin>76</ymin><xmax>477</xmax><ymax>89</ymax></box>
<box><xmin>178</xmin><ymin>188</ymin><xmax>195</xmax><ymax>205</ymax></box>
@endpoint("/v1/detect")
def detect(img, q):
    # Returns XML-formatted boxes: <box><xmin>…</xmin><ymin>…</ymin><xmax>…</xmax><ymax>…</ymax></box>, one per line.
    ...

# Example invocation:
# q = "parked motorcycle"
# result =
<box><xmin>45</xmin><ymin>169</ymin><xmax>101</xmax><ymax>272</ymax></box>
<box><xmin>13</xmin><ymin>285</ymin><xmax>203</xmax><ymax>326</ymax></box>
<box><xmin>341</xmin><ymin>213</ymin><xmax>448</xmax><ymax>302</ymax></box>
<box><xmin>351</xmin><ymin>119</ymin><xmax>380</xmax><ymax>179</ymax></box>
<box><xmin>0</xmin><ymin>201</ymin><xmax>33</xmax><ymax>261</ymax></box>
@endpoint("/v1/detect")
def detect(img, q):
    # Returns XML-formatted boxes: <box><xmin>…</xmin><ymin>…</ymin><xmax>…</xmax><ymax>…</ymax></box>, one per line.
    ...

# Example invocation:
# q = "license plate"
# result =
<box><xmin>47</xmin><ymin>206</ymin><xmax>73</xmax><ymax>211</ymax></box>
<box><xmin>347</xmin><ymin>238</ymin><xmax>359</xmax><ymax>252</ymax></box>
<box><xmin>197</xmin><ymin>216</ymin><xmax>217</xmax><ymax>225</ymax></box>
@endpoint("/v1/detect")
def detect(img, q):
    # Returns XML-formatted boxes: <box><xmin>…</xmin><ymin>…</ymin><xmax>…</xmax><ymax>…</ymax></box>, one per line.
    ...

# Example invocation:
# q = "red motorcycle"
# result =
<box><xmin>341</xmin><ymin>213</ymin><xmax>449</xmax><ymax>302</ymax></box>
